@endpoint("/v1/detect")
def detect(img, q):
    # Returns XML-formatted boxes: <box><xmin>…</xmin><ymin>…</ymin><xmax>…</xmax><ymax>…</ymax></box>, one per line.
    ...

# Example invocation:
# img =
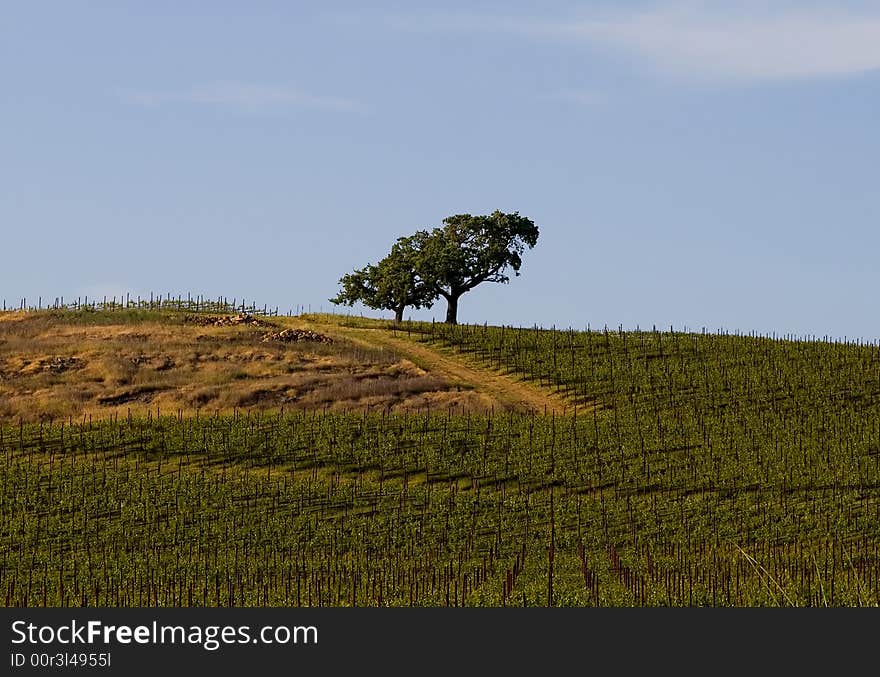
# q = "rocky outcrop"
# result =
<box><xmin>184</xmin><ymin>313</ymin><xmax>273</xmax><ymax>328</ymax></box>
<box><xmin>261</xmin><ymin>329</ymin><xmax>333</xmax><ymax>344</ymax></box>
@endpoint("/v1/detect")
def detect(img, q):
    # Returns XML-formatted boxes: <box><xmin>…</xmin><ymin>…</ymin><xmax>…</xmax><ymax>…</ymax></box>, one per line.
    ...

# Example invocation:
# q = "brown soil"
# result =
<box><xmin>303</xmin><ymin>320</ymin><xmax>575</xmax><ymax>415</ymax></box>
<box><xmin>0</xmin><ymin>310</ymin><xmax>578</xmax><ymax>422</ymax></box>
<box><xmin>0</xmin><ymin>312</ymin><xmax>496</xmax><ymax>422</ymax></box>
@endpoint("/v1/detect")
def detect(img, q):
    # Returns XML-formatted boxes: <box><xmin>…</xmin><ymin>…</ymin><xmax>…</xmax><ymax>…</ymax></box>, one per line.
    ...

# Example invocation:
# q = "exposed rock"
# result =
<box><xmin>36</xmin><ymin>356</ymin><xmax>82</xmax><ymax>373</ymax></box>
<box><xmin>261</xmin><ymin>329</ymin><xmax>333</xmax><ymax>344</ymax></box>
<box><xmin>97</xmin><ymin>385</ymin><xmax>165</xmax><ymax>406</ymax></box>
<box><xmin>184</xmin><ymin>313</ymin><xmax>274</xmax><ymax>328</ymax></box>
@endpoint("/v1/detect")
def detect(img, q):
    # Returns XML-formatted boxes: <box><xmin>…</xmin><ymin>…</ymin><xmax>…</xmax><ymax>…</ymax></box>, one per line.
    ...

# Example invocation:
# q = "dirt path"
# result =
<box><xmin>304</xmin><ymin>320</ymin><xmax>574</xmax><ymax>415</ymax></box>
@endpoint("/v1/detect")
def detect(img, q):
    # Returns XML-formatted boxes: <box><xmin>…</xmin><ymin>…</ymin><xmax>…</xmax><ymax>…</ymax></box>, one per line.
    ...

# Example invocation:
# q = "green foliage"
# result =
<box><xmin>330</xmin><ymin>235</ymin><xmax>436</xmax><ymax>322</ymax></box>
<box><xmin>414</xmin><ymin>210</ymin><xmax>539</xmax><ymax>324</ymax></box>
<box><xmin>331</xmin><ymin>211</ymin><xmax>539</xmax><ymax>324</ymax></box>
<box><xmin>4</xmin><ymin>321</ymin><xmax>880</xmax><ymax>610</ymax></box>
<box><xmin>5</xmin><ymin>311</ymin><xmax>880</xmax><ymax>607</ymax></box>
<box><xmin>418</xmin><ymin>210</ymin><xmax>539</xmax><ymax>290</ymax></box>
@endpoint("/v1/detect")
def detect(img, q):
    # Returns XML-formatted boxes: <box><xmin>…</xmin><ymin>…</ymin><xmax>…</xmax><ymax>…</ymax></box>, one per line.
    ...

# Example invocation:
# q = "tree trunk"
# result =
<box><xmin>394</xmin><ymin>305</ymin><xmax>404</xmax><ymax>324</ymax></box>
<box><xmin>445</xmin><ymin>295</ymin><xmax>459</xmax><ymax>324</ymax></box>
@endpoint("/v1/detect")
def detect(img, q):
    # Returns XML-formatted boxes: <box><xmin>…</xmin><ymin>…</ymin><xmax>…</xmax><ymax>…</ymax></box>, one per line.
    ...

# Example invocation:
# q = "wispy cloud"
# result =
<box><xmin>120</xmin><ymin>82</ymin><xmax>365</xmax><ymax>112</ymax></box>
<box><xmin>384</xmin><ymin>5</ymin><xmax>880</xmax><ymax>83</ymax></box>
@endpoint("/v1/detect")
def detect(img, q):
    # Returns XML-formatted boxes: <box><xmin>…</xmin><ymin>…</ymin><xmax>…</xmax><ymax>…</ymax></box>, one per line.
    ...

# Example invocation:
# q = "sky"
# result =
<box><xmin>2</xmin><ymin>1</ymin><xmax>879</xmax><ymax>340</ymax></box>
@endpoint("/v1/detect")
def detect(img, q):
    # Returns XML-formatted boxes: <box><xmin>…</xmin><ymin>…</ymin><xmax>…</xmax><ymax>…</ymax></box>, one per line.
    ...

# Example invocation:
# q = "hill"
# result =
<box><xmin>2</xmin><ymin>305</ymin><xmax>879</xmax><ymax>606</ymax></box>
<box><xmin>0</xmin><ymin>309</ymin><xmax>518</xmax><ymax>422</ymax></box>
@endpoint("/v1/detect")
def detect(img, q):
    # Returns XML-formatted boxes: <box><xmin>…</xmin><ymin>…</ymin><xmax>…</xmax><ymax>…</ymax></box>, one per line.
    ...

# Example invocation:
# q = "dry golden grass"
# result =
<box><xmin>0</xmin><ymin>311</ymin><xmax>488</xmax><ymax>422</ymax></box>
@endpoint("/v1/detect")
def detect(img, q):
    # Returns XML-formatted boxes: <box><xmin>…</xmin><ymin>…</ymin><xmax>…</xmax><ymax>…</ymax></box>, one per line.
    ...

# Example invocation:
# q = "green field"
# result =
<box><xmin>3</xmin><ymin>307</ymin><xmax>880</xmax><ymax>606</ymax></box>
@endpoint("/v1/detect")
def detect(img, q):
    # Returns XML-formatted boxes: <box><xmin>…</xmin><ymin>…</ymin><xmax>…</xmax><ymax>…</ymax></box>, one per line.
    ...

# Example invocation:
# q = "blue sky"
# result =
<box><xmin>3</xmin><ymin>1</ymin><xmax>879</xmax><ymax>339</ymax></box>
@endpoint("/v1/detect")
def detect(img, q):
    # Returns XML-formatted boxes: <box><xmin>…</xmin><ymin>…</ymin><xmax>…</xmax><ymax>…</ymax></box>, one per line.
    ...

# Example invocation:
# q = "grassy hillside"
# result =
<box><xmin>0</xmin><ymin>309</ymin><xmax>490</xmax><ymax>422</ymax></box>
<box><xmin>2</xmin><ymin>307</ymin><xmax>879</xmax><ymax>606</ymax></box>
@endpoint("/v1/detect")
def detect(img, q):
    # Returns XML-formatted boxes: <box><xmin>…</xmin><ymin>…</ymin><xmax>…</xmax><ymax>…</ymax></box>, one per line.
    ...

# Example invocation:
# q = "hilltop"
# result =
<box><xmin>0</xmin><ymin>309</ymin><xmax>565</xmax><ymax>423</ymax></box>
<box><xmin>3</xmin><ymin>304</ymin><xmax>880</xmax><ymax>607</ymax></box>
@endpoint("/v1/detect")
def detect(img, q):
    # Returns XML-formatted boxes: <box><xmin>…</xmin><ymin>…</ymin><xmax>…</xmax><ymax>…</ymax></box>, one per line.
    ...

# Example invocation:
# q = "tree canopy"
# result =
<box><xmin>329</xmin><ymin>235</ymin><xmax>435</xmax><ymax>323</ymax></box>
<box><xmin>414</xmin><ymin>211</ymin><xmax>539</xmax><ymax>324</ymax></box>
<box><xmin>330</xmin><ymin>210</ymin><xmax>539</xmax><ymax>324</ymax></box>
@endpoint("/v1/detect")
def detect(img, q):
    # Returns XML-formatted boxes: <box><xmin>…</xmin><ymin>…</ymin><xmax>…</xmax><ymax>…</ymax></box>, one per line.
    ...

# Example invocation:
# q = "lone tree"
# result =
<box><xmin>331</xmin><ymin>210</ymin><xmax>538</xmax><ymax>325</ymax></box>
<box><xmin>415</xmin><ymin>211</ymin><xmax>539</xmax><ymax>324</ymax></box>
<box><xmin>329</xmin><ymin>235</ymin><xmax>436</xmax><ymax>323</ymax></box>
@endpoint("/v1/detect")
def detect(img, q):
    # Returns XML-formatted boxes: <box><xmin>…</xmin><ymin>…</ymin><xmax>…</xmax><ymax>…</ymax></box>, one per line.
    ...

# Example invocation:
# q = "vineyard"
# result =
<box><xmin>3</xmin><ymin>293</ymin><xmax>280</xmax><ymax>317</ymax></box>
<box><xmin>2</xmin><ymin>309</ymin><xmax>880</xmax><ymax>606</ymax></box>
